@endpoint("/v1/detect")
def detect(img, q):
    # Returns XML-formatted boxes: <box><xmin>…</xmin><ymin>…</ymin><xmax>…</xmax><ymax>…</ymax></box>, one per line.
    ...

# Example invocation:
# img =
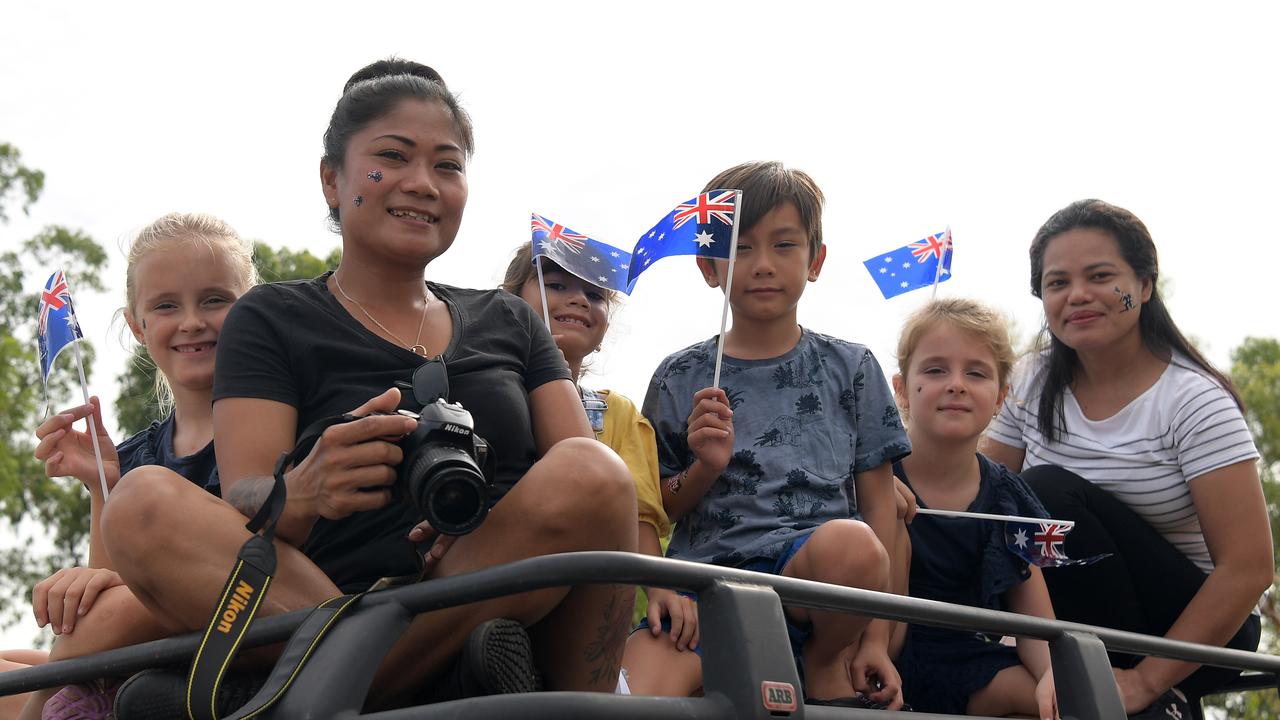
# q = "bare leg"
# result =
<box><xmin>2</xmin><ymin>657</ymin><xmax>40</xmax><ymax>720</ymax></box>
<box><xmin>781</xmin><ymin>520</ymin><xmax>890</xmax><ymax>701</ymax></box>
<box><xmin>621</xmin><ymin>631</ymin><xmax>702</xmax><ymax>696</ymax></box>
<box><xmin>966</xmin><ymin>663</ymin><xmax>1038</xmax><ymax>717</ymax></box>
<box><xmin>103</xmin><ymin>467</ymin><xmax>341</xmax><ymax>631</ymax></box>
<box><xmin>371</xmin><ymin>437</ymin><xmax>638</xmax><ymax>705</ymax></box>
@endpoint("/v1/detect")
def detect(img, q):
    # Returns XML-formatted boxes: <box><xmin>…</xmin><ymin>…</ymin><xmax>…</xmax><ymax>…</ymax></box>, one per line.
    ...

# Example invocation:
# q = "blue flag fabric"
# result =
<box><xmin>627</xmin><ymin>189</ymin><xmax>739</xmax><ymax>287</ymax></box>
<box><xmin>531</xmin><ymin>213</ymin><xmax>635</xmax><ymax>295</ymax></box>
<box><xmin>1005</xmin><ymin>520</ymin><xmax>1109</xmax><ymax>568</ymax></box>
<box><xmin>37</xmin><ymin>269</ymin><xmax>85</xmax><ymax>384</ymax></box>
<box><xmin>863</xmin><ymin>229</ymin><xmax>954</xmax><ymax>299</ymax></box>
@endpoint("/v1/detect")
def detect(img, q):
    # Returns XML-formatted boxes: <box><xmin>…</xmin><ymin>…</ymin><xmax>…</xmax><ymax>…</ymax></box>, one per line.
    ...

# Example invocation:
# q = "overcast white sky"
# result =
<box><xmin>2</xmin><ymin>1</ymin><xmax>1278</xmax><ymax>647</ymax></box>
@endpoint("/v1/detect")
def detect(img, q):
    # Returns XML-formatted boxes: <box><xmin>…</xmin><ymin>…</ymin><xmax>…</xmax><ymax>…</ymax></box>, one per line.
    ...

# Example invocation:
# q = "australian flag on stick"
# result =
<box><xmin>1006</xmin><ymin>520</ymin><xmax>1109</xmax><ymax>568</ymax></box>
<box><xmin>531</xmin><ymin>213</ymin><xmax>635</xmax><ymax>295</ymax></box>
<box><xmin>37</xmin><ymin>269</ymin><xmax>85</xmax><ymax>386</ymax></box>
<box><xmin>627</xmin><ymin>189</ymin><xmax>739</xmax><ymax>287</ymax></box>
<box><xmin>863</xmin><ymin>229</ymin><xmax>953</xmax><ymax>299</ymax></box>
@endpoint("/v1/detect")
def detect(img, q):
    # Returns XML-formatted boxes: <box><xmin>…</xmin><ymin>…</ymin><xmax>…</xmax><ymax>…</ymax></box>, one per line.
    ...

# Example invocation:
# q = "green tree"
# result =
<box><xmin>114</xmin><ymin>245</ymin><xmax>340</xmax><ymax>435</ymax></box>
<box><xmin>0</xmin><ymin>145</ymin><xmax>110</xmax><ymax>632</ymax></box>
<box><xmin>1205</xmin><ymin>337</ymin><xmax>1280</xmax><ymax>716</ymax></box>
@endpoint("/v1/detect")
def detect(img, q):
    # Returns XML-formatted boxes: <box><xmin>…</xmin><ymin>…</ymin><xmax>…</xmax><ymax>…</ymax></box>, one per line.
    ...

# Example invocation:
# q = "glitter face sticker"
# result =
<box><xmin>1113</xmin><ymin>286</ymin><xmax>1134</xmax><ymax>312</ymax></box>
<box><xmin>367</xmin><ymin>170</ymin><xmax>383</xmax><ymax>183</ymax></box>
<box><xmin>353</xmin><ymin>195</ymin><xmax>364</xmax><ymax>207</ymax></box>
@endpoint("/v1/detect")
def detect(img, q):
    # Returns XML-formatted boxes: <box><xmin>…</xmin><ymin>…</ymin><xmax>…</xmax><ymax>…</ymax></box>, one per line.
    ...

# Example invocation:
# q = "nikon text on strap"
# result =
<box><xmin>185</xmin><ymin>415</ymin><xmax>359</xmax><ymax>720</ymax></box>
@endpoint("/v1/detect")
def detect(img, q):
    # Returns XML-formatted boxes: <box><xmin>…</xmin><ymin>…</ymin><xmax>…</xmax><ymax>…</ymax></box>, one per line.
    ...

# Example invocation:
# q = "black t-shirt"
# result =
<box><xmin>214</xmin><ymin>272</ymin><xmax>571</xmax><ymax>592</ymax></box>
<box><xmin>115</xmin><ymin>414</ymin><xmax>220</xmax><ymax>496</ymax></box>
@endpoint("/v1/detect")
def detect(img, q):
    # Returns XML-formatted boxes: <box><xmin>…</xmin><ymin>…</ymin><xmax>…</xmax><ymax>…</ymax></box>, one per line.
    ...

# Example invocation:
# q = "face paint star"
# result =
<box><xmin>367</xmin><ymin>170</ymin><xmax>383</xmax><ymax>182</ymax></box>
<box><xmin>353</xmin><ymin>195</ymin><xmax>364</xmax><ymax>207</ymax></box>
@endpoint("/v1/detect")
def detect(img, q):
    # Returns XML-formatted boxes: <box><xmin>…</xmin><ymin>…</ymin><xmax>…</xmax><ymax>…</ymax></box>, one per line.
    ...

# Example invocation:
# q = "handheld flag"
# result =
<box><xmin>531</xmin><ymin>213</ymin><xmax>634</xmax><ymax>295</ymax></box>
<box><xmin>1005</xmin><ymin>520</ymin><xmax>1109</xmax><ymax>568</ymax></box>
<box><xmin>37</xmin><ymin>270</ymin><xmax>84</xmax><ymax>384</ymax></box>
<box><xmin>36</xmin><ymin>269</ymin><xmax>111</xmax><ymax>500</ymax></box>
<box><xmin>862</xmin><ymin>229</ymin><xmax>953</xmax><ymax>299</ymax></box>
<box><xmin>627</xmin><ymin>189</ymin><xmax>739</xmax><ymax>287</ymax></box>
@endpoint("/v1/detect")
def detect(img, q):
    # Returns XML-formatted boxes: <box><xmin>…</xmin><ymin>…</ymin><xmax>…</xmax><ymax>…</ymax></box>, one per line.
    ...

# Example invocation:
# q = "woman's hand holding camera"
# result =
<box><xmin>33</xmin><ymin>396</ymin><xmax>120</xmax><ymax>496</ymax></box>
<box><xmin>409</xmin><ymin>520</ymin><xmax>458</xmax><ymax>575</ymax></box>
<box><xmin>287</xmin><ymin>387</ymin><xmax>417</xmax><ymax>521</ymax></box>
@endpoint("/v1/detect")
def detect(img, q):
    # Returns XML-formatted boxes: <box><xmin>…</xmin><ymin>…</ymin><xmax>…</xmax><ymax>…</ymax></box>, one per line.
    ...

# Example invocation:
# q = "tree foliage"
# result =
<box><xmin>1205</xmin><ymin>337</ymin><xmax>1280</xmax><ymax>717</ymax></box>
<box><xmin>0</xmin><ymin>147</ymin><xmax>109</xmax><ymax>632</ymax></box>
<box><xmin>113</xmin><ymin>245</ymin><xmax>340</xmax><ymax>436</ymax></box>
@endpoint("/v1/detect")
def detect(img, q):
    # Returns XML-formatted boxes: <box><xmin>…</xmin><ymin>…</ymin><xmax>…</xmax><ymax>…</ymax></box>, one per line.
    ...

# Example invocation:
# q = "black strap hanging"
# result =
<box><xmin>185</xmin><ymin>414</ymin><xmax>359</xmax><ymax>720</ymax></box>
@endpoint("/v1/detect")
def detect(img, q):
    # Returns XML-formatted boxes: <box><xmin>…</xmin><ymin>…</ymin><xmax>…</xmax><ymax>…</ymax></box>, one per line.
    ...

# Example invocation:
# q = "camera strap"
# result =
<box><xmin>186</xmin><ymin>414</ymin><xmax>361</xmax><ymax>720</ymax></box>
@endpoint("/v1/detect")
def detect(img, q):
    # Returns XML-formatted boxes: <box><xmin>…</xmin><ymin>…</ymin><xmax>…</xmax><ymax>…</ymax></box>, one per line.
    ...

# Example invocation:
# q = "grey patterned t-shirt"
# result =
<box><xmin>643</xmin><ymin>329</ymin><xmax>911</xmax><ymax>567</ymax></box>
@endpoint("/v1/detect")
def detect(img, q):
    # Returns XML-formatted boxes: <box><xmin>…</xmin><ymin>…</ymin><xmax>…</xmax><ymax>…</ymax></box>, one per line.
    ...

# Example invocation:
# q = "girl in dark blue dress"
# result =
<box><xmin>890</xmin><ymin>299</ymin><xmax>1058</xmax><ymax>719</ymax></box>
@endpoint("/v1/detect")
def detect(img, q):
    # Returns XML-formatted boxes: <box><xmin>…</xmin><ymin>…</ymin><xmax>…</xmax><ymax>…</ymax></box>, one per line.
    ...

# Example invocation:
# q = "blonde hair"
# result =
<box><xmin>124</xmin><ymin>212</ymin><xmax>257</xmax><ymax>412</ymax></box>
<box><xmin>896</xmin><ymin>298</ymin><xmax>1016</xmax><ymax>388</ymax></box>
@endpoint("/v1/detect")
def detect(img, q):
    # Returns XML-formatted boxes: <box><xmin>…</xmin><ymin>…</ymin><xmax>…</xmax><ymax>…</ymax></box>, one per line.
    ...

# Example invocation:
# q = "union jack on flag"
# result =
<box><xmin>672</xmin><ymin>190</ymin><xmax>737</xmax><ymax>231</ymax></box>
<box><xmin>862</xmin><ymin>229</ymin><xmax>955</xmax><ymax>300</ymax></box>
<box><xmin>627</xmin><ymin>189</ymin><xmax>740</xmax><ymax>287</ymax></box>
<box><xmin>36</xmin><ymin>269</ymin><xmax>85</xmax><ymax>384</ymax></box>
<box><xmin>1005</xmin><ymin>520</ymin><xmax>1109</xmax><ymax>568</ymax></box>
<box><xmin>530</xmin><ymin>213</ymin><xmax>634</xmax><ymax>295</ymax></box>
<box><xmin>531</xmin><ymin>214</ymin><xmax>589</xmax><ymax>254</ymax></box>
<box><xmin>910</xmin><ymin>228</ymin><xmax>953</xmax><ymax>263</ymax></box>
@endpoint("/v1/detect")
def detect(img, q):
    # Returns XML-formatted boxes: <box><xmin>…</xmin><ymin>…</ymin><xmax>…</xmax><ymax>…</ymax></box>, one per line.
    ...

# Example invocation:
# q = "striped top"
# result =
<box><xmin>988</xmin><ymin>352</ymin><xmax>1259</xmax><ymax>573</ymax></box>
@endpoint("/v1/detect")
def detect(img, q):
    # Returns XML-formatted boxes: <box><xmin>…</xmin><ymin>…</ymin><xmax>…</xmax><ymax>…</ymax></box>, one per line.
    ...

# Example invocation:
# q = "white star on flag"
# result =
<box><xmin>65</xmin><ymin>312</ymin><xmax>78</xmax><ymax>329</ymax></box>
<box><xmin>621</xmin><ymin>263</ymin><xmax>629</xmax><ymax>270</ymax></box>
<box><xmin>539</xmin><ymin>241</ymin><xmax>551</xmax><ymax>250</ymax></box>
<box><xmin>1012</xmin><ymin>529</ymin><xmax>1029</xmax><ymax>548</ymax></box>
<box><xmin>883</xmin><ymin>256</ymin><xmax>893</xmax><ymax>262</ymax></box>
<box><xmin>648</xmin><ymin>231</ymin><xmax>656</xmax><ymax>238</ymax></box>
<box><xmin>940</xmin><ymin>267</ymin><xmax>950</xmax><ymax>276</ymax></box>
<box><xmin>902</xmin><ymin>262</ymin><xmax>911</xmax><ymax>269</ymax></box>
<box><xmin>879</xmin><ymin>267</ymin><xmax>887</xmax><ymax>274</ymax></box>
<box><xmin>598</xmin><ymin>276</ymin><xmax>608</xmax><ymax>283</ymax></box>
<box><xmin>900</xmin><ymin>281</ymin><xmax>908</xmax><ymax>288</ymax></box>
<box><xmin>657</xmin><ymin>232</ymin><xmax>665</xmax><ymax>240</ymax></box>
<box><xmin>590</xmin><ymin>255</ymin><xmax>601</xmax><ymax>263</ymax></box>
<box><xmin>694</xmin><ymin>230</ymin><xmax>715</xmax><ymax>247</ymax></box>
<box><xmin>610</xmin><ymin>251</ymin><xmax>620</xmax><ymax>257</ymax></box>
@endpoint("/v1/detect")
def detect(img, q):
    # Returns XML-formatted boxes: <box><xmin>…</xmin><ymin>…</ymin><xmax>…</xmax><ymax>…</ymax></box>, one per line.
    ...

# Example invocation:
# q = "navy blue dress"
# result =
<box><xmin>894</xmin><ymin>454</ymin><xmax>1049</xmax><ymax>714</ymax></box>
<box><xmin>115</xmin><ymin>414</ymin><xmax>220</xmax><ymax>496</ymax></box>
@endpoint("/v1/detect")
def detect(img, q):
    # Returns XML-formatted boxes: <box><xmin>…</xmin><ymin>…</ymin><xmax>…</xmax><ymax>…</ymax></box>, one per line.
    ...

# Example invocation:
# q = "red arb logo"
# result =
<box><xmin>761</xmin><ymin>681</ymin><xmax>797</xmax><ymax>712</ymax></box>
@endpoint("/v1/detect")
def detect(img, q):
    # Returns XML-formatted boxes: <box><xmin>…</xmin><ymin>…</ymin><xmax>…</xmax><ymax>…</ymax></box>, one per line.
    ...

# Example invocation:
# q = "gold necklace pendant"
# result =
<box><xmin>333</xmin><ymin>272</ymin><xmax>431</xmax><ymax>356</ymax></box>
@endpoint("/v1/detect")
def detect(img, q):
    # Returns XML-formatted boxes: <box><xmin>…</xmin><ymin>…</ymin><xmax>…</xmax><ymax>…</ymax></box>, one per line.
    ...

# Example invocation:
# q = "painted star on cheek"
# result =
<box><xmin>354</xmin><ymin>195</ymin><xmax>364</xmax><ymax>207</ymax></box>
<box><xmin>367</xmin><ymin>170</ymin><xmax>383</xmax><ymax>183</ymax></box>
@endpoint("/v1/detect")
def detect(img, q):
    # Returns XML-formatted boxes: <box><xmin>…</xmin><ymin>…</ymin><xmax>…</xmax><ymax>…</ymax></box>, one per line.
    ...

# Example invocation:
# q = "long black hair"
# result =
<box><xmin>322</xmin><ymin>58</ymin><xmax>474</xmax><ymax>229</ymax></box>
<box><xmin>1029</xmin><ymin>199</ymin><xmax>1242</xmax><ymax>442</ymax></box>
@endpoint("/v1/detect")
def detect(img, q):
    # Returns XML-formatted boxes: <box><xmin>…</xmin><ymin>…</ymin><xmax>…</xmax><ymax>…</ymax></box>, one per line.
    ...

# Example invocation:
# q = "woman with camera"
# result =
<box><xmin>100</xmin><ymin>58</ymin><xmax>638</xmax><ymax>709</ymax></box>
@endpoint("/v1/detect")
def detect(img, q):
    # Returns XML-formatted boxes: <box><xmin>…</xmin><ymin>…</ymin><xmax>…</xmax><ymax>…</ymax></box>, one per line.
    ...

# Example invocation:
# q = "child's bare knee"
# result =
<box><xmin>808</xmin><ymin>520</ymin><xmax>890</xmax><ymax>587</ymax></box>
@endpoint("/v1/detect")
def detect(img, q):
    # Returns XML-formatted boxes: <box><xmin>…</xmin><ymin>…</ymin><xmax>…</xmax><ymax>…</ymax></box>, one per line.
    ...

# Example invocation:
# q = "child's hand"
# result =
<box><xmin>645</xmin><ymin>587</ymin><xmax>699</xmax><ymax>651</ymax></box>
<box><xmin>892</xmin><ymin>475</ymin><xmax>917</xmax><ymax>523</ymax></box>
<box><xmin>1035</xmin><ymin>670</ymin><xmax>1058</xmax><ymax>720</ymax></box>
<box><xmin>32</xmin><ymin>566</ymin><xmax>123</xmax><ymax>635</ymax></box>
<box><xmin>686</xmin><ymin>387</ymin><xmax>733</xmax><ymax>475</ymax></box>
<box><xmin>849</xmin><ymin>643</ymin><xmax>904</xmax><ymax>710</ymax></box>
<box><xmin>33</xmin><ymin>397</ymin><xmax>120</xmax><ymax>495</ymax></box>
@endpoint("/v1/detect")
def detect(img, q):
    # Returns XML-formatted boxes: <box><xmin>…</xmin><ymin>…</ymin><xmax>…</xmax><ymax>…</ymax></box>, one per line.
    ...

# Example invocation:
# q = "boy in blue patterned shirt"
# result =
<box><xmin>621</xmin><ymin>162</ymin><xmax>911</xmax><ymax>709</ymax></box>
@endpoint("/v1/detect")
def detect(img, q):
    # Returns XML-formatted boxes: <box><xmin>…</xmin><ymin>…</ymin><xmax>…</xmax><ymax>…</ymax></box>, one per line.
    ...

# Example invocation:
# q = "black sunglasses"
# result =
<box><xmin>396</xmin><ymin>356</ymin><xmax>450</xmax><ymax>409</ymax></box>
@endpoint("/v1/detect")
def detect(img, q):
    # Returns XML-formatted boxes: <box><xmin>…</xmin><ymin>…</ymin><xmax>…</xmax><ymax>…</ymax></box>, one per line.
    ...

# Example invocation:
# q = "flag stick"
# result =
<box><xmin>915</xmin><ymin>507</ymin><xmax>1074</xmax><ymax>528</ymax></box>
<box><xmin>929</xmin><ymin>226</ymin><xmax>951</xmax><ymax>300</ymax></box>
<box><xmin>534</xmin><ymin>254</ymin><xmax>552</xmax><ymax>333</ymax></box>
<box><xmin>711</xmin><ymin>191</ymin><xmax>743</xmax><ymax>389</ymax></box>
<box><xmin>69</xmin><ymin>315</ymin><xmax>110</xmax><ymax>501</ymax></box>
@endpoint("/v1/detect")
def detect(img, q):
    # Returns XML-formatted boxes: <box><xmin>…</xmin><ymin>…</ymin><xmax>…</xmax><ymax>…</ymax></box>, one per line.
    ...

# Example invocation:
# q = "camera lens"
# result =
<box><xmin>404</xmin><ymin>445</ymin><xmax>489</xmax><ymax>535</ymax></box>
<box><xmin>428</xmin><ymin>472</ymin><xmax>484</xmax><ymax>529</ymax></box>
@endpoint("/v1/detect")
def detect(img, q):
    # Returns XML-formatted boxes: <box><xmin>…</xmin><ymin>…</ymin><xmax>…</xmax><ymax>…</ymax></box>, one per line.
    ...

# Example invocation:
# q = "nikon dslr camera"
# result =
<box><xmin>386</xmin><ymin>397</ymin><xmax>494</xmax><ymax>536</ymax></box>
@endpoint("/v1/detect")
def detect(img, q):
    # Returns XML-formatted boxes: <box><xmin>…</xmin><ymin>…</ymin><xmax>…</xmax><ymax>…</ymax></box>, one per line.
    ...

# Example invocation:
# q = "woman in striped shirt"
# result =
<box><xmin>982</xmin><ymin>199</ymin><xmax>1271</xmax><ymax>716</ymax></box>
